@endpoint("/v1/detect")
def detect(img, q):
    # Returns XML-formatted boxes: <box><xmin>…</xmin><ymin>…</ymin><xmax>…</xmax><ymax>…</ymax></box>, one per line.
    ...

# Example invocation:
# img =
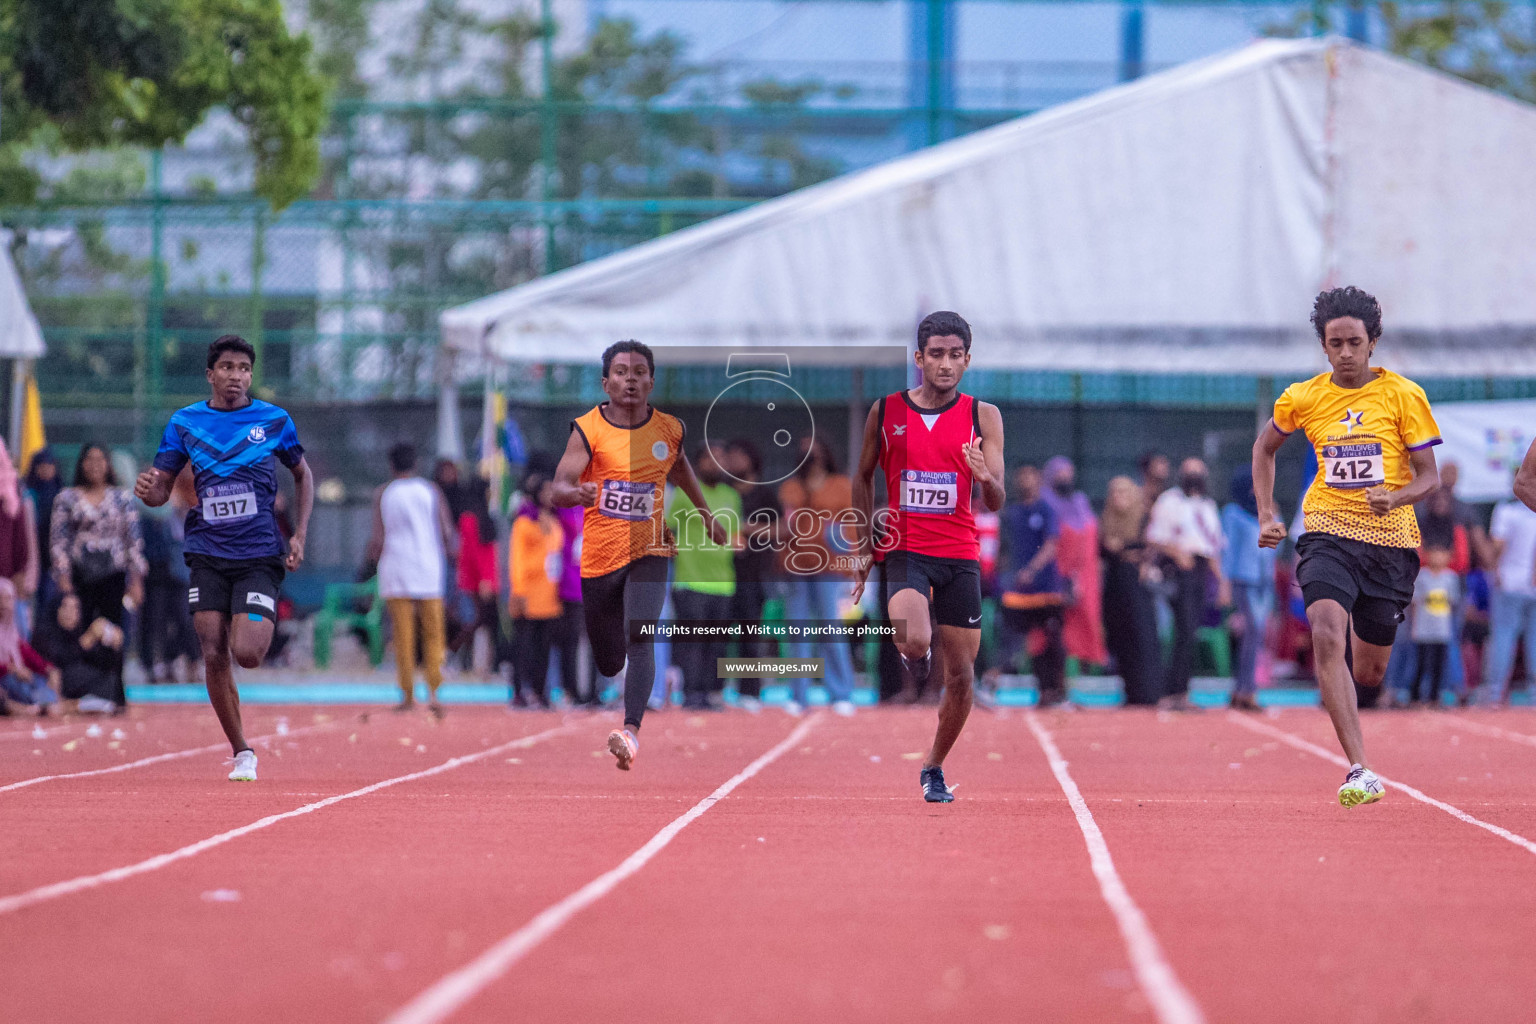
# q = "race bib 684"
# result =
<box><xmin>599</xmin><ymin>479</ymin><xmax>655</xmax><ymax>521</ymax></box>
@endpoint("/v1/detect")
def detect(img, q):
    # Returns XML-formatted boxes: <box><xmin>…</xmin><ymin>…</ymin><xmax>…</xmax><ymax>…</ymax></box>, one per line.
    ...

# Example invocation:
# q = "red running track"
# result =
<box><xmin>5</xmin><ymin>703</ymin><xmax>1536</xmax><ymax>1023</ymax></box>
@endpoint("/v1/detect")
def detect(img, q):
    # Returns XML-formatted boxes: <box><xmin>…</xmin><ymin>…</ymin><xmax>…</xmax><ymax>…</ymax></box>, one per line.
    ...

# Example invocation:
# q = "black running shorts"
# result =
<box><xmin>882</xmin><ymin>549</ymin><xmax>983</xmax><ymax>629</ymax></box>
<box><xmin>1294</xmin><ymin>532</ymin><xmax>1418</xmax><ymax>646</ymax></box>
<box><xmin>186</xmin><ymin>553</ymin><xmax>286</xmax><ymax>621</ymax></box>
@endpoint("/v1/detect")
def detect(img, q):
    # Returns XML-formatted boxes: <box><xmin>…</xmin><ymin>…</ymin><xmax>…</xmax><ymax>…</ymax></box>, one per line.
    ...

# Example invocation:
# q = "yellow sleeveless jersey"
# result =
<box><xmin>1272</xmin><ymin>367</ymin><xmax>1441</xmax><ymax>549</ymax></box>
<box><xmin>572</xmin><ymin>403</ymin><xmax>685</xmax><ymax>577</ymax></box>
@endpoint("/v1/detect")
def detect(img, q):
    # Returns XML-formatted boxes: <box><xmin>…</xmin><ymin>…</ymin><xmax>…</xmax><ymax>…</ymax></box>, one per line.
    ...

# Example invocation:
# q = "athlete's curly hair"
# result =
<box><xmin>1311</xmin><ymin>286</ymin><xmax>1382</xmax><ymax>341</ymax></box>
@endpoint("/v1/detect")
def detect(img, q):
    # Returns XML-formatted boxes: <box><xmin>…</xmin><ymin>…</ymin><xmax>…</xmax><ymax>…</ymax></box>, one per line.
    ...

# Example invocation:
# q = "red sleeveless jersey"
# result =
<box><xmin>877</xmin><ymin>390</ymin><xmax>980</xmax><ymax>561</ymax></box>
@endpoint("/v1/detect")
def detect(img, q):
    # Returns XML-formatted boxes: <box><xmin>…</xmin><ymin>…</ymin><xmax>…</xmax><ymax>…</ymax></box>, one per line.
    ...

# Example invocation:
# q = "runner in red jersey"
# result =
<box><xmin>852</xmin><ymin>311</ymin><xmax>1006</xmax><ymax>803</ymax></box>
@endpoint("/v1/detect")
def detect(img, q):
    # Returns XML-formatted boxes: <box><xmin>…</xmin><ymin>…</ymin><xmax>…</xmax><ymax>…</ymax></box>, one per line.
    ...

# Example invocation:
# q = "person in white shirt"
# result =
<box><xmin>1145</xmin><ymin>457</ymin><xmax>1229</xmax><ymax>711</ymax></box>
<box><xmin>1480</xmin><ymin>492</ymin><xmax>1536</xmax><ymax>704</ymax></box>
<box><xmin>366</xmin><ymin>443</ymin><xmax>458</xmax><ymax>715</ymax></box>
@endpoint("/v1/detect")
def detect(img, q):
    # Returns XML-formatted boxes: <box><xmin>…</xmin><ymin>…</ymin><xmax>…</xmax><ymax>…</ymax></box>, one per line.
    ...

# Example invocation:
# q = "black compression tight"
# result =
<box><xmin>581</xmin><ymin>556</ymin><xmax>669</xmax><ymax>730</ymax></box>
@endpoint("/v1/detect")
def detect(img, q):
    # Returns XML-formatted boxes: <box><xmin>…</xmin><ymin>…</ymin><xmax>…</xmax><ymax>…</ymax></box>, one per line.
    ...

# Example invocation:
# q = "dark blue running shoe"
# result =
<box><xmin>920</xmin><ymin>764</ymin><xmax>954</xmax><ymax>803</ymax></box>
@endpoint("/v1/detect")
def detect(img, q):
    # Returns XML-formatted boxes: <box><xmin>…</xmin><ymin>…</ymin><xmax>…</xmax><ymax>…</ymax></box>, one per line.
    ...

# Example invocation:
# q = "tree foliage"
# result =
<box><xmin>0</xmin><ymin>0</ymin><xmax>328</xmax><ymax>206</ymax></box>
<box><xmin>1378</xmin><ymin>0</ymin><xmax>1536</xmax><ymax>101</ymax></box>
<box><xmin>1267</xmin><ymin>2</ymin><xmax>1536</xmax><ymax>103</ymax></box>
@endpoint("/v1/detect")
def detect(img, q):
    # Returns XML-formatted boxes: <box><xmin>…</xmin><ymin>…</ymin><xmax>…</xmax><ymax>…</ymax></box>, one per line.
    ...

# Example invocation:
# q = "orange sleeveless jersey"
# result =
<box><xmin>572</xmin><ymin>404</ymin><xmax>685</xmax><ymax>578</ymax></box>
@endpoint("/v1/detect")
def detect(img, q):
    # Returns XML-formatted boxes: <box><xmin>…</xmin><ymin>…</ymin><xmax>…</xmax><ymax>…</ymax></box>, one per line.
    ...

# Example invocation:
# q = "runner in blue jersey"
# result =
<box><xmin>134</xmin><ymin>335</ymin><xmax>314</xmax><ymax>781</ymax></box>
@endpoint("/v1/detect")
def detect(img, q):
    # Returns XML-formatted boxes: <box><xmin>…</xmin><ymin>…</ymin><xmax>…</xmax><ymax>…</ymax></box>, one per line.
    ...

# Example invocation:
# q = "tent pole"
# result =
<box><xmin>847</xmin><ymin>367</ymin><xmax>864</xmax><ymax>475</ymax></box>
<box><xmin>7</xmin><ymin>358</ymin><xmax>25</xmax><ymax>455</ymax></box>
<box><xmin>437</xmin><ymin>350</ymin><xmax>464</xmax><ymax>461</ymax></box>
<box><xmin>1255</xmin><ymin>376</ymin><xmax>1274</xmax><ymax>434</ymax></box>
<box><xmin>480</xmin><ymin>365</ymin><xmax>498</xmax><ymax>483</ymax></box>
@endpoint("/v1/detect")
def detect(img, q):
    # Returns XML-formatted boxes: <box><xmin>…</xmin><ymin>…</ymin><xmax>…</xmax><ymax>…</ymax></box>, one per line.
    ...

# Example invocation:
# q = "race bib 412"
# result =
<box><xmin>1322</xmin><ymin>442</ymin><xmax>1385</xmax><ymax>490</ymax></box>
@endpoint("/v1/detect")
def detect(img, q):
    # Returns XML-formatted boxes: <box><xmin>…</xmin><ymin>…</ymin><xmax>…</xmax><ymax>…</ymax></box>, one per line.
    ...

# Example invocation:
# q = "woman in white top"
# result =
<box><xmin>367</xmin><ymin>443</ymin><xmax>457</xmax><ymax>714</ymax></box>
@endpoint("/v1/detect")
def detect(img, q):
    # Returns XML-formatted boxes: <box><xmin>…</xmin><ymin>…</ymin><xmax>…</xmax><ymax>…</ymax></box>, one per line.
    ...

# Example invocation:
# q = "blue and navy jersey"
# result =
<box><xmin>152</xmin><ymin>399</ymin><xmax>304</xmax><ymax>560</ymax></box>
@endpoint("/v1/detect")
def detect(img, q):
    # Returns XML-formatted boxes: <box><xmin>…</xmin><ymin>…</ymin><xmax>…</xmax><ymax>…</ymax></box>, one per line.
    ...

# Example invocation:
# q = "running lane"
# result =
<box><xmin>1044</xmin><ymin>708</ymin><xmax>1536</xmax><ymax>1024</ymax></box>
<box><xmin>433</xmin><ymin>707</ymin><xmax>1157</xmax><ymax>1024</ymax></box>
<box><xmin>0</xmin><ymin>705</ymin><xmax>247</xmax><ymax>785</ymax></box>
<box><xmin>1247</xmin><ymin>707</ymin><xmax>1536</xmax><ymax>839</ymax></box>
<box><xmin>2</xmin><ymin>709</ymin><xmax>810</xmax><ymax>1024</ymax></box>
<box><xmin>0</xmin><ymin>706</ymin><xmax>394</xmax><ymax>892</ymax></box>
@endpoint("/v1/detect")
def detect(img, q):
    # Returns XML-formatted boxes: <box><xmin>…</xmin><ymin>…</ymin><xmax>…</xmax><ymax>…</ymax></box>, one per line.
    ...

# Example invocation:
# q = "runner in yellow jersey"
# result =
<box><xmin>552</xmin><ymin>340</ymin><xmax>727</xmax><ymax>770</ymax></box>
<box><xmin>1254</xmin><ymin>287</ymin><xmax>1443</xmax><ymax>807</ymax></box>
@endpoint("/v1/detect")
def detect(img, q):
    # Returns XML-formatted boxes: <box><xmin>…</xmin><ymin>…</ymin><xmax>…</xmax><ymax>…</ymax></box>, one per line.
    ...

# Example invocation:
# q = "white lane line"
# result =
<box><xmin>383</xmin><ymin>715</ymin><xmax>821</xmax><ymax>1024</ymax></box>
<box><xmin>1024</xmin><ymin>712</ymin><xmax>1206</xmax><ymax>1024</ymax></box>
<box><xmin>0</xmin><ymin>723</ymin><xmax>83</xmax><ymax>742</ymax></box>
<box><xmin>1438</xmin><ymin>716</ymin><xmax>1536</xmax><ymax>750</ymax></box>
<box><xmin>0</xmin><ymin>723</ymin><xmax>574</xmax><ymax>916</ymax></box>
<box><xmin>0</xmin><ymin>723</ymin><xmax>336</xmax><ymax>794</ymax></box>
<box><xmin>1227</xmin><ymin>713</ymin><xmax>1536</xmax><ymax>857</ymax></box>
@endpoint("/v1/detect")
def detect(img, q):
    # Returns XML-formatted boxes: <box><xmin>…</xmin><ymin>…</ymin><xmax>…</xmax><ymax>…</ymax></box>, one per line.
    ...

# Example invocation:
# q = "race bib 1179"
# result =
<box><xmin>1322</xmin><ymin>442</ymin><xmax>1385</xmax><ymax>490</ymax></box>
<box><xmin>900</xmin><ymin>470</ymin><xmax>958</xmax><ymax>515</ymax></box>
<box><xmin>599</xmin><ymin>479</ymin><xmax>655</xmax><ymax>521</ymax></box>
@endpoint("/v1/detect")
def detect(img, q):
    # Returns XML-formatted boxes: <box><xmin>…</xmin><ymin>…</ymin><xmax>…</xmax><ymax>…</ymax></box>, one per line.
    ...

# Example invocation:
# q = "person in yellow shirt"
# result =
<box><xmin>1254</xmin><ymin>286</ymin><xmax>1442</xmax><ymax>807</ymax></box>
<box><xmin>509</xmin><ymin>471</ymin><xmax>565</xmax><ymax>710</ymax></box>
<box><xmin>552</xmin><ymin>340</ymin><xmax>727</xmax><ymax>771</ymax></box>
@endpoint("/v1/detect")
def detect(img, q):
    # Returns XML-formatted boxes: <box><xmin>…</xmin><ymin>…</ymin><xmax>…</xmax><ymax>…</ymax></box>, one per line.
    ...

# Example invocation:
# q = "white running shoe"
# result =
<box><xmin>737</xmin><ymin>696</ymin><xmax>762</xmax><ymax>714</ymax></box>
<box><xmin>607</xmin><ymin>729</ymin><xmax>638</xmax><ymax>771</ymax></box>
<box><xmin>1338</xmin><ymin>764</ymin><xmax>1384</xmax><ymax>807</ymax></box>
<box><xmin>783</xmin><ymin>700</ymin><xmax>805</xmax><ymax>718</ymax></box>
<box><xmin>227</xmin><ymin>749</ymin><xmax>258</xmax><ymax>782</ymax></box>
<box><xmin>831</xmin><ymin>700</ymin><xmax>857</xmax><ymax>717</ymax></box>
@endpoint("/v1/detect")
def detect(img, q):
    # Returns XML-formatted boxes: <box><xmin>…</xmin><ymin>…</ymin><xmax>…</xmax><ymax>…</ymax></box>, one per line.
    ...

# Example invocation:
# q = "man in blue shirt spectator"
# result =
<box><xmin>135</xmin><ymin>336</ymin><xmax>314</xmax><ymax>781</ymax></box>
<box><xmin>1221</xmin><ymin>467</ymin><xmax>1277</xmax><ymax>711</ymax></box>
<box><xmin>991</xmin><ymin>465</ymin><xmax>1068</xmax><ymax>707</ymax></box>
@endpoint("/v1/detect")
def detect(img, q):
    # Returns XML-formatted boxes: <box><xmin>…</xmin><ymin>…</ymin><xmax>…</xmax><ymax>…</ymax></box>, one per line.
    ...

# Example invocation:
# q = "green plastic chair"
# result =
<box><xmin>1196</xmin><ymin>625</ymin><xmax>1232</xmax><ymax>678</ymax></box>
<box><xmin>762</xmin><ymin>596</ymin><xmax>788</xmax><ymax>657</ymax></box>
<box><xmin>1158</xmin><ymin>617</ymin><xmax>1234</xmax><ymax>680</ymax></box>
<box><xmin>312</xmin><ymin>579</ymin><xmax>386</xmax><ymax>670</ymax></box>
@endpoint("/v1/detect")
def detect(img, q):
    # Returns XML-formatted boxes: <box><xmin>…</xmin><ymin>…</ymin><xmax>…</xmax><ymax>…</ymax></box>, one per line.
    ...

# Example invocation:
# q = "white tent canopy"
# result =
<box><xmin>442</xmin><ymin>39</ymin><xmax>1536</xmax><ymax>376</ymax></box>
<box><xmin>0</xmin><ymin>236</ymin><xmax>44</xmax><ymax>360</ymax></box>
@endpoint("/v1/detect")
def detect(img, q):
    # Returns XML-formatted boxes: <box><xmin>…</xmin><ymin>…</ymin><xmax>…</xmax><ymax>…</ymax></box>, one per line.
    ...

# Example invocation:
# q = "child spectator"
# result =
<box><xmin>456</xmin><ymin>476</ymin><xmax>504</xmax><ymax>678</ymax></box>
<box><xmin>0</xmin><ymin>578</ymin><xmax>59</xmax><ymax>715</ymax></box>
<box><xmin>509</xmin><ymin>472</ymin><xmax>564</xmax><ymax>709</ymax></box>
<box><xmin>1410</xmin><ymin>546</ymin><xmax>1461</xmax><ymax>707</ymax></box>
<box><xmin>1462</xmin><ymin>565</ymin><xmax>1491</xmax><ymax>703</ymax></box>
<box><xmin>34</xmin><ymin>592</ymin><xmax>123</xmax><ymax>713</ymax></box>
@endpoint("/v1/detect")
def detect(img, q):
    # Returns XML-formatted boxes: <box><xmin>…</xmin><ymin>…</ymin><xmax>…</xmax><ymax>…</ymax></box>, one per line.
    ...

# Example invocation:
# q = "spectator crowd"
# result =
<box><xmin>5</xmin><ymin>432</ymin><xmax>1533</xmax><ymax>717</ymax></box>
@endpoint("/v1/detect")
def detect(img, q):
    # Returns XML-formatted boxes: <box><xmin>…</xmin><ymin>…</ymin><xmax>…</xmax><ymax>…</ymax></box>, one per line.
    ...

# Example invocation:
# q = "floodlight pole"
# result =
<box><xmin>540</xmin><ymin>0</ymin><xmax>557</xmax><ymax>274</ymax></box>
<box><xmin>907</xmin><ymin>0</ymin><xmax>954</xmax><ymax>149</ymax></box>
<box><xmin>1345</xmin><ymin>1</ymin><xmax>1368</xmax><ymax>41</ymax></box>
<box><xmin>143</xmin><ymin>150</ymin><xmax>166</xmax><ymax>458</ymax></box>
<box><xmin>1119</xmin><ymin>0</ymin><xmax>1145</xmax><ymax>82</ymax></box>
